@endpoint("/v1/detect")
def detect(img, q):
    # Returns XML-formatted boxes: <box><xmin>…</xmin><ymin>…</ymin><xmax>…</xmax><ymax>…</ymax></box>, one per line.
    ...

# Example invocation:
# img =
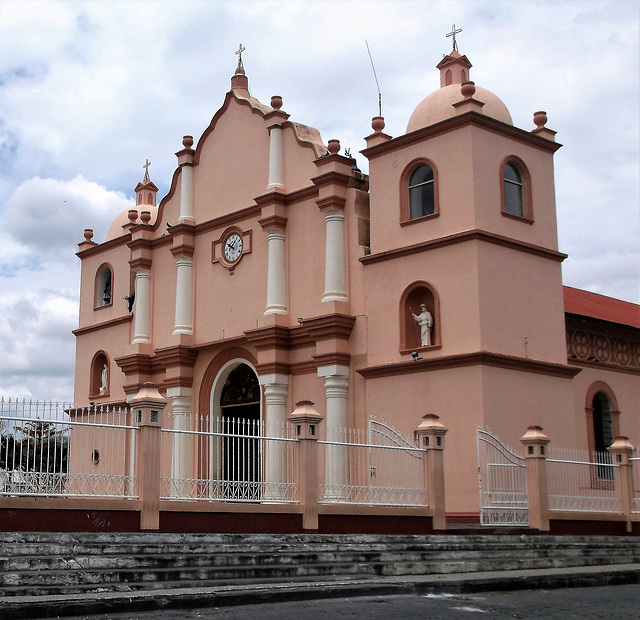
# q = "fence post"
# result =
<box><xmin>608</xmin><ymin>435</ymin><xmax>635</xmax><ymax>534</ymax></box>
<box><xmin>289</xmin><ymin>400</ymin><xmax>323</xmax><ymax>532</ymax></box>
<box><xmin>415</xmin><ymin>414</ymin><xmax>448</xmax><ymax>532</ymax></box>
<box><xmin>131</xmin><ymin>382</ymin><xmax>167</xmax><ymax>531</ymax></box>
<box><xmin>520</xmin><ymin>426</ymin><xmax>550</xmax><ymax>532</ymax></box>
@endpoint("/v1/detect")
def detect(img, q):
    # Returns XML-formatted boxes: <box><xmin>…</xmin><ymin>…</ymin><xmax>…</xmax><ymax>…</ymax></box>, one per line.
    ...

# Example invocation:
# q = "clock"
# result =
<box><xmin>223</xmin><ymin>232</ymin><xmax>243</xmax><ymax>263</ymax></box>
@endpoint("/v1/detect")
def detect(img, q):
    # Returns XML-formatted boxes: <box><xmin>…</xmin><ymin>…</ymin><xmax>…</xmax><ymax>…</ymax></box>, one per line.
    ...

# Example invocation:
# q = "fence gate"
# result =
<box><xmin>477</xmin><ymin>428</ymin><xmax>528</xmax><ymax>526</ymax></box>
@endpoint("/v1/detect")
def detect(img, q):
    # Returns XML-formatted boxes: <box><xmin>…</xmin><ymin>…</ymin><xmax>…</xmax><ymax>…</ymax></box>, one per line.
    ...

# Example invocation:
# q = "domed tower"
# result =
<box><xmin>360</xmin><ymin>39</ymin><xmax>575</xmax><ymax>454</ymax></box>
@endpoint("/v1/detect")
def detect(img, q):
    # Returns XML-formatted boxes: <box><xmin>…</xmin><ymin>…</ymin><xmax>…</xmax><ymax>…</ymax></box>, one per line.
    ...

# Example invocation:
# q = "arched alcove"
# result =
<box><xmin>90</xmin><ymin>351</ymin><xmax>110</xmax><ymax>398</ymax></box>
<box><xmin>400</xmin><ymin>282</ymin><xmax>441</xmax><ymax>352</ymax></box>
<box><xmin>94</xmin><ymin>264</ymin><xmax>113</xmax><ymax>308</ymax></box>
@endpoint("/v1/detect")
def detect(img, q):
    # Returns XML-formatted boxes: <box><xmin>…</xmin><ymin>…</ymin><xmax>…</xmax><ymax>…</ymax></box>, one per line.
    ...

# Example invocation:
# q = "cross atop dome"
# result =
<box><xmin>446</xmin><ymin>24</ymin><xmax>462</xmax><ymax>53</ymax></box>
<box><xmin>143</xmin><ymin>158</ymin><xmax>151</xmax><ymax>182</ymax></box>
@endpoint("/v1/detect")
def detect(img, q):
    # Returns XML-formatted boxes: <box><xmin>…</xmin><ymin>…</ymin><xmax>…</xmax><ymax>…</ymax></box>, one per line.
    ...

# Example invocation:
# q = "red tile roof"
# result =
<box><xmin>564</xmin><ymin>286</ymin><xmax>640</xmax><ymax>329</ymax></box>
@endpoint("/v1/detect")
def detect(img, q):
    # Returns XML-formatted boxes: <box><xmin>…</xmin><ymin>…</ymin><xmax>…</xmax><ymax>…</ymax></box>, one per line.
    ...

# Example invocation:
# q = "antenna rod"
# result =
<box><xmin>365</xmin><ymin>40</ymin><xmax>382</xmax><ymax>117</ymax></box>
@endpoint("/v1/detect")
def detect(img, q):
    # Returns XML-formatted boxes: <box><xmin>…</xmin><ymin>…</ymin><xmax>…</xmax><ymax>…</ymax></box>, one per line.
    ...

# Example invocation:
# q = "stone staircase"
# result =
<box><xmin>2</xmin><ymin>531</ymin><xmax>640</xmax><ymax>598</ymax></box>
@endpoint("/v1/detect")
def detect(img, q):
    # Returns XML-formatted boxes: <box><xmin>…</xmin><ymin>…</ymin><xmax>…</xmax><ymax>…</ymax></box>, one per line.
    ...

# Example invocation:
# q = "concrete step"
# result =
<box><xmin>2</xmin><ymin>532</ymin><xmax>640</xmax><ymax>598</ymax></box>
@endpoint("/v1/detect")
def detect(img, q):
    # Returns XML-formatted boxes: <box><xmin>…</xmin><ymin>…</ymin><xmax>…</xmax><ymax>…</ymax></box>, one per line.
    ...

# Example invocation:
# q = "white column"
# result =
<box><xmin>263</xmin><ymin>381</ymin><xmax>289</xmax><ymax>500</ymax></box>
<box><xmin>267</xmin><ymin>126</ymin><xmax>284</xmax><ymax>189</ymax></box>
<box><xmin>264</xmin><ymin>228</ymin><xmax>287</xmax><ymax>315</ymax></box>
<box><xmin>132</xmin><ymin>269</ymin><xmax>151</xmax><ymax>344</ymax></box>
<box><xmin>323</xmin><ymin>209</ymin><xmax>347</xmax><ymax>303</ymax></box>
<box><xmin>167</xmin><ymin>388</ymin><xmax>192</xmax><ymax>497</ymax></box>
<box><xmin>179</xmin><ymin>165</ymin><xmax>194</xmax><ymax>222</ymax></box>
<box><xmin>318</xmin><ymin>366</ymin><xmax>349</xmax><ymax>499</ymax></box>
<box><xmin>173</xmin><ymin>255</ymin><xmax>193</xmax><ymax>335</ymax></box>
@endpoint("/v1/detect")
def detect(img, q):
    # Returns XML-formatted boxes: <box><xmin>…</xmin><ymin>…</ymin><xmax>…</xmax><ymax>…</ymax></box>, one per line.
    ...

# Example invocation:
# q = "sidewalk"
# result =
<box><xmin>3</xmin><ymin>563</ymin><xmax>640</xmax><ymax>619</ymax></box>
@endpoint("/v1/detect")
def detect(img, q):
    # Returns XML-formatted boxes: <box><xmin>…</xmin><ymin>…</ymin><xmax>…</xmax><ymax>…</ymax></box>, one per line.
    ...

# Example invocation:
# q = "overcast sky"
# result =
<box><xmin>0</xmin><ymin>0</ymin><xmax>638</xmax><ymax>402</ymax></box>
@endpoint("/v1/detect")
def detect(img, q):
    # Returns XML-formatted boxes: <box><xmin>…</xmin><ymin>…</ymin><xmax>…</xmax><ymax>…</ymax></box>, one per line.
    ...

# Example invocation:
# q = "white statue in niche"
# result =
<box><xmin>99</xmin><ymin>364</ymin><xmax>108</xmax><ymax>395</ymax></box>
<box><xmin>412</xmin><ymin>304</ymin><xmax>433</xmax><ymax>347</ymax></box>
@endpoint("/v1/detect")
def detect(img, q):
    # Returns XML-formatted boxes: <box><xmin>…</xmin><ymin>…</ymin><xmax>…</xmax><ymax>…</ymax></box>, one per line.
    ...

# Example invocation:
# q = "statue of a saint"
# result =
<box><xmin>412</xmin><ymin>304</ymin><xmax>433</xmax><ymax>347</ymax></box>
<box><xmin>99</xmin><ymin>364</ymin><xmax>108</xmax><ymax>395</ymax></box>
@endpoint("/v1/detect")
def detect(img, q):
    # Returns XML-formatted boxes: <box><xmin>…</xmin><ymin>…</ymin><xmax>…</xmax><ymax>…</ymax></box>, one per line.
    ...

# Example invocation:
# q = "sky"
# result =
<box><xmin>0</xmin><ymin>0</ymin><xmax>638</xmax><ymax>402</ymax></box>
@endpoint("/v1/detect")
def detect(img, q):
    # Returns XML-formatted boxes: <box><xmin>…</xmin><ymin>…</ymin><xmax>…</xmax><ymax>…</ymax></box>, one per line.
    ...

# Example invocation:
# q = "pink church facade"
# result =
<box><xmin>72</xmin><ymin>47</ymin><xmax>640</xmax><ymax>522</ymax></box>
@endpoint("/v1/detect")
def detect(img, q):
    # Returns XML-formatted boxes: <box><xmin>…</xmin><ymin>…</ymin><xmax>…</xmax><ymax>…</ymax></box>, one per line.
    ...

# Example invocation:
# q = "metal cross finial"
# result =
<box><xmin>446</xmin><ymin>24</ymin><xmax>462</xmax><ymax>52</ymax></box>
<box><xmin>143</xmin><ymin>159</ymin><xmax>151</xmax><ymax>181</ymax></box>
<box><xmin>235</xmin><ymin>43</ymin><xmax>245</xmax><ymax>69</ymax></box>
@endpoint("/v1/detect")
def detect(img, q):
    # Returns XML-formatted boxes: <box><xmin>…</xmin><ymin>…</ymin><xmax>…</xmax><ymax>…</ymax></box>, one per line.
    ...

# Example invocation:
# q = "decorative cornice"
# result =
<box><xmin>161</xmin><ymin>376</ymin><xmax>195</xmax><ymax>389</ymax></box>
<box><xmin>153</xmin><ymin>345</ymin><xmax>199</xmax><ymax>368</ymax></box>
<box><xmin>316</xmin><ymin>195</ymin><xmax>346</xmax><ymax>211</ymax></box>
<box><xmin>244</xmin><ymin>325</ymin><xmax>290</xmax><ymax>350</ymax></box>
<box><xmin>115</xmin><ymin>353</ymin><xmax>154</xmax><ymax>376</ymax></box>
<box><xmin>311</xmin><ymin>169</ymin><xmax>352</xmax><ymax>188</ymax></box>
<box><xmin>361</xmin><ymin>110</ymin><xmax>562</xmax><ymax>160</ymax></box>
<box><xmin>170</xmin><ymin>244</ymin><xmax>195</xmax><ymax>258</ymax></box>
<box><xmin>193</xmin><ymin>204</ymin><xmax>262</xmax><ymax>236</ymax></box>
<box><xmin>127</xmin><ymin>237</ymin><xmax>154</xmax><ymax>252</ymax></box>
<box><xmin>76</xmin><ymin>234</ymin><xmax>129</xmax><ymax>258</ymax></box>
<box><xmin>290</xmin><ymin>360</ymin><xmax>318</xmax><ymax>375</ymax></box>
<box><xmin>129</xmin><ymin>257</ymin><xmax>153</xmax><ymax>270</ymax></box>
<box><xmin>357</xmin><ymin>351</ymin><xmax>581</xmax><ymax>379</ymax></box>
<box><xmin>255</xmin><ymin>362</ymin><xmax>291</xmax><ymax>376</ymax></box>
<box><xmin>360</xmin><ymin>229</ymin><xmax>567</xmax><ymax>265</ymax></box>
<box><xmin>73</xmin><ymin>314</ymin><xmax>133</xmax><ymax>336</ymax></box>
<box><xmin>258</xmin><ymin>214</ymin><xmax>288</xmax><ymax>230</ymax></box>
<box><xmin>301</xmin><ymin>313</ymin><xmax>356</xmax><ymax>341</ymax></box>
<box><xmin>254</xmin><ymin>189</ymin><xmax>288</xmax><ymax>208</ymax></box>
<box><xmin>312</xmin><ymin>352</ymin><xmax>351</xmax><ymax>368</ymax></box>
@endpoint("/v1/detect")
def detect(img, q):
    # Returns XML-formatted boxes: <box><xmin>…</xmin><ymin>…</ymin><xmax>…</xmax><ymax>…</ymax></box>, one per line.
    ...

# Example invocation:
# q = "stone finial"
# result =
<box><xmin>271</xmin><ymin>95</ymin><xmax>283</xmax><ymax>110</ymax></box>
<box><xmin>327</xmin><ymin>139</ymin><xmax>340</xmax><ymax>155</ymax></box>
<box><xmin>533</xmin><ymin>110</ymin><xmax>548</xmax><ymax>129</ymax></box>
<box><xmin>461</xmin><ymin>81</ymin><xmax>476</xmax><ymax>99</ymax></box>
<box><xmin>371</xmin><ymin>116</ymin><xmax>385</xmax><ymax>133</ymax></box>
<box><xmin>128</xmin><ymin>209</ymin><xmax>139</xmax><ymax>224</ymax></box>
<box><xmin>140</xmin><ymin>210</ymin><xmax>152</xmax><ymax>225</ymax></box>
<box><xmin>183</xmin><ymin>135</ymin><xmax>194</xmax><ymax>148</ymax></box>
<box><xmin>83</xmin><ymin>229</ymin><xmax>94</xmax><ymax>242</ymax></box>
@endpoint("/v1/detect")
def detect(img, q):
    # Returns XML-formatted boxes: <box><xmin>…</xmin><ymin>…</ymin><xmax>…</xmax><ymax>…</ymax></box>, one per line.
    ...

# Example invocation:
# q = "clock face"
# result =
<box><xmin>223</xmin><ymin>232</ymin><xmax>243</xmax><ymax>263</ymax></box>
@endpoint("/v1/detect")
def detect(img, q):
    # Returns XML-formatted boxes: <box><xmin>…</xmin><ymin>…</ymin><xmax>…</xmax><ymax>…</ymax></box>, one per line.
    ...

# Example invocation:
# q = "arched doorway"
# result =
<box><xmin>211</xmin><ymin>362</ymin><xmax>261</xmax><ymax>500</ymax></box>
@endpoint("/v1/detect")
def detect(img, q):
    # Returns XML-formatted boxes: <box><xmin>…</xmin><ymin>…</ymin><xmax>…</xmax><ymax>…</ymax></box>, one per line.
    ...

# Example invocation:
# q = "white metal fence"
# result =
<box><xmin>631</xmin><ymin>455</ymin><xmax>640</xmax><ymax>513</ymax></box>
<box><xmin>547</xmin><ymin>447</ymin><xmax>621</xmax><ymax>513</ymax></box>
<box><xmin>0</xmin><ymin>399</ymin><xmax>136</xmax><ymax>497</ymax></box>
<box><xmin>319</xmin><ymin>419</ymin><xmax>428</xmax><ymax>506</ymax></box>
<box><xmin>160</xmin><ymin>414</ymin><xmax>298</xmax><ymax>503</ymax></box>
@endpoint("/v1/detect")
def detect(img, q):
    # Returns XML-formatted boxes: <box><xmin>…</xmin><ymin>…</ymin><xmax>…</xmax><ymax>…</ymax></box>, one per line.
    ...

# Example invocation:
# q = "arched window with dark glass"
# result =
<box><xmin>503</xmin><ymin>163</ymin><xmax>524</xmax><ymax>216</ymax></box>
<box><xmin>409</xmin><ymin>165</ymin><xmax>435</xmax><ymax>219</ymax></box>
<box><xmin>592</xmin><ymin>391</ymin><xmax>615</xmax><ymax>480</ymax></box>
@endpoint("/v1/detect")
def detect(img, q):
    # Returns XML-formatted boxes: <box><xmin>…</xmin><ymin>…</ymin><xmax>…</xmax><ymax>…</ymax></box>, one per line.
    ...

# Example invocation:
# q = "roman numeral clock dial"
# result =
<box><xmin>223</xmin><ymin>232</ymin><xmax>243</xmax><ymax>264</ymax></box>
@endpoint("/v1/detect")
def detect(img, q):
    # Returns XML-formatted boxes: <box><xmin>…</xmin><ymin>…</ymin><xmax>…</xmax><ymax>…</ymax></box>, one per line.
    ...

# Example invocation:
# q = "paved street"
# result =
<box><xmin>66</xmin><ymin>584</ymin><xmax>640</xmax><ymax>619</ymax></box>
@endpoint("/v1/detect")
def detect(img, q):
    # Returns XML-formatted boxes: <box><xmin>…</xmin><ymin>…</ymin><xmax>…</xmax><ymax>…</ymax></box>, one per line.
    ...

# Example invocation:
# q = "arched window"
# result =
<box><xmin>137</xmin><ymin>193</ymin><xmax>142</xmax><ymax>205</ymax></box>
<box><xmin>503</xmin><ymin>163</ymin><xmax>523</xmax><ymax>216</ymax></box>
<box><xmin>399</xmin><ymin>282</ymin><xmax>440</xmax><ymax>352</ymax></box>
<box><xmin>147</xmin><ymin>192</ymin><xmax>153</xmax><ymax>205</ymax></box>
<box><xmin>408</xmin><ymin>164</ymin><xmax>436</xmax><ymax>220</ymax></box>
<box><xmin>95</xmin><ymin>264</ymin><xmax>113</xmax><ymax>308</ymax></box>
<box><xmin>592</xmin><ymin>391</ymin><xmax>615</xmax><ymax>454</ymax></box>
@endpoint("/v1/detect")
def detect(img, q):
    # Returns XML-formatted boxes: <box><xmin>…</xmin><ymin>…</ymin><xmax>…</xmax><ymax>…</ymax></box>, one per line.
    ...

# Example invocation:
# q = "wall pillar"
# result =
<box><xmin>173</xmin><ymin>255</ymin><xmax>193</xmax><ymax>335</ymax></box>
<box><xmin>322</xmin><ymin>208</ymin><xmax>347</xmax><ymax>303</ymax></box>
<box><xmin>167</xmin><ymin>387</ymin><xmax>192</xmax><ymax>497</ymax></box>
<box><xmin>264</xmin><ymin>227</ymin><xmax>287</xmax><ymax>315</ymax></box>
<box><xmin>177</xmin><ymin>135</ymin><xmax>195</xmax><ymax>222</ymax></box>
<box><xmin>262</xmin><ymin>380</ymin><xmax>288</xmax><ymax>500</ymax></box>
<box><xmin>609</xmin><ymin>435</ymin><xmax>635</xmax><ymax>533</ymax></box>
<box><xmin>318</xmin><ymin>366</ymin><xmax>349</xmax><ymax>499</ymax></box>
<box><xmin>289</xmin><ymin>400</ymin><xmax>323</xmax><ymax>531</ymax></box>
<box><xmin>267</xmin><ymin>124</ymin><xmax>284</xmax><ymax>190</ymax></box>
<box><xmin>131</xmin><ymin>382</ymin><xmax>167</xmax><ymax>531</ymax></box>
<box><xmin>132</xmin><ymin>269</ymin><xmax>151</xmax><ymax>344</ymax></box>
<box><xmin>520</xmin><ymin>425</ymin><xmax>551</xmax><ymax>532</ymax></box>
<box><xmin>415</xmin><ymin>414</ymin><xmax>448</xmax><ymax>531</ymax></box>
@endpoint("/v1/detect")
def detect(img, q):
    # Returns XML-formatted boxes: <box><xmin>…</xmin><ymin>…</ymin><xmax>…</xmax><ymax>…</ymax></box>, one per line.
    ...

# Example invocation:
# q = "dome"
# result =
<box><xmin>407</xmin><ymin>83</ymin><xmax>513</xmax><ymax>133</ymax></box>
<box><xmin>106</xmin><ymin>205</ymin><xmax>158</xmax><ymax>241</ymax></box>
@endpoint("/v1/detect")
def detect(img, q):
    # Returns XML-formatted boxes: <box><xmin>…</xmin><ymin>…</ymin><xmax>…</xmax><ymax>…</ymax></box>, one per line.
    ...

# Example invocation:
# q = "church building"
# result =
<box><xmin>73</xmin><ymin>42</ymin><xmax>639</xmax><ymax>520</ymax></box>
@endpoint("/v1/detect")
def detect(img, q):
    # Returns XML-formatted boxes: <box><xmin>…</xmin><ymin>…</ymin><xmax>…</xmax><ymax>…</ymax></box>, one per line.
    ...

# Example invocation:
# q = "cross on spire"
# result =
<box><xmin>143</xmin><ymin>158</ymin><xmax>151</xmax><ymax>181</ymax></box>
<box><xmin>446</xmin><ymin>24</ymin><xmax>462</xmax><ymax>52</ymax></box>
<box><xmin>235</xmin><ymin>43</ymin><xmax>245</xmax><ymax>70</ymax></box>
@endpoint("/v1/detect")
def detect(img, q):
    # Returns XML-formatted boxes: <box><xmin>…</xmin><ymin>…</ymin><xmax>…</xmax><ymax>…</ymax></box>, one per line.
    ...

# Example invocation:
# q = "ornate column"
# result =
<box><xmin>322</xmin><ymin>208</ymin><xmax>347</xmax><ymax>303</ymax></box>
<box><xmin>173</xmin><ymin>254</ymin><xmax>193</xmax><ymax>335</ymax></box>
<box><xmin>176</xmin><ymin>135</ymin><xmax>195</xmax><ymax>222</ymax></box>
<box><xmin>264</xmin><ymin>227</ymin><xmax>287</xmax><ymax>315</ymax></box>
<box><xmin>318</xmin><ymin>366</ymin><xmax>349</xmax><ymax>499</ymax></box>
<box><xmin>262</xmin><ymin>380</ymin><xmax>289</xmax><ymax>500</ymax></box>
<box><xmin>267</xmin><ymin>124</ymin><xmax>284</xmax><ymax>189</ymax></box>
<box><xmin>132</xmin><ymin>268</ymin><xmax>151</xmax><ymax>344</ymax></box>
<box><xmin>167</xmin><ymin>387</ymin><xmax>192</xmax><ymax>497</ymax></box>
